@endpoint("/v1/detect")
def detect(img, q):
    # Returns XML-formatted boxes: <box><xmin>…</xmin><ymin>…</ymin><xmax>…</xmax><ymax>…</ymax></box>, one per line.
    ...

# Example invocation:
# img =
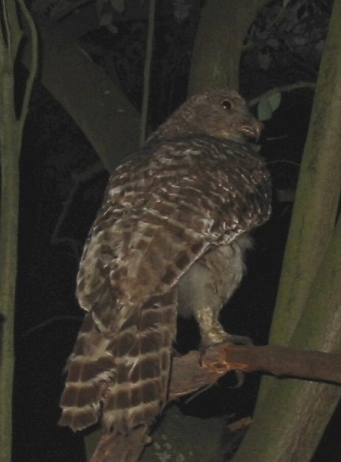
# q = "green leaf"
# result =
<box><xmin>258</xmin><ymin>98</ymin><xmax>272</xmax><ymax>121</ymax></box>
<box><xmin>268</xmin><ymin>92</ymin><xmax>281</xmax><ymax>112</ymax></box>
<box><xmin>257</xmin><ymin>93</ymin><xmax>281</xmax><ymax>121</ymax></box>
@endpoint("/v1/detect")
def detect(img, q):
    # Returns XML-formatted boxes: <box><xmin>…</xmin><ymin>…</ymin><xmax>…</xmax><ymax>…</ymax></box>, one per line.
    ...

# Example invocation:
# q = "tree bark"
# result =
<box><xmin>39</xmin><ymin>34</ymin><xmax>140</xmax><ymax>173</ymax></box>
<box><xmin>188</xmin><ymin>0</ymin><xmax>272</xmax><ymax>94</ymax></box>
<box><xmin>0</xmin><ymin>2</ymin><xmax>37</xmax><ymax>462</ymax></box>
<box><xmin>88</xmin><ymin>339</ymin><xmax>341</xmax><ymax>462</ymax></box>
<box><xmin>170</xmin><ymin>345</ymin><xmax>341</xmax><ymax>398</ymax></box>
<box><xmin>234</xmin><ymin>0</ymin><xmax>341</xmax><ymax>460</ymax></box>
<box><xmin>267</xmin><ymin>0</ymin><xmax>341</xmax><ymax>351</ymax></box>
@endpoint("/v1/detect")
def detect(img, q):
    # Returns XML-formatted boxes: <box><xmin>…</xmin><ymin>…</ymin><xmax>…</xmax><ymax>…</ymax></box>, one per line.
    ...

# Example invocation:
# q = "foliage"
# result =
<box><xmin>243</xmin><ymin>0</ymin><xmax>332</xmax><ymax>81</ymax></box>
<box><xmin>257</xmin><ymin>92</ymin><xmax>281</xmax><ymax>120</ymax></box>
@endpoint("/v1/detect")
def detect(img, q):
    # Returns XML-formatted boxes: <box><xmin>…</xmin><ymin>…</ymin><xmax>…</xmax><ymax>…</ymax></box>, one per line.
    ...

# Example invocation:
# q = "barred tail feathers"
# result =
<box><xmin>59</xmin><ymin>289</ymin><xmax>177</xmax><ymax>434</ymax></box>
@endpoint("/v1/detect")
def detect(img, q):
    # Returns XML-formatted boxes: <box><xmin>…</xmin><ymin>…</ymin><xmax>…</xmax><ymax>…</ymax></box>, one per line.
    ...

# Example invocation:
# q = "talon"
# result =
<box><xmin>231</xmin><ymin>370</ymin><xmax>245</xmax><ymax>388</ymax></box>
<box><xmin>201</xmin><ymin>333</ymin><xmax>252</xmax><ymax>349</ymax></box>
<box><xmin>226</xmin><ymin>334</ymin><xmax>253</xmax><ymax>346</ymax></box>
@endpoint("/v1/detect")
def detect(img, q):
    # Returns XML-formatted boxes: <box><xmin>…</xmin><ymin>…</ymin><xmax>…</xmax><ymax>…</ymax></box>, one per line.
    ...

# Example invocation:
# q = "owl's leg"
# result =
<box><xmin>178</xmin><ymin>235</ymin><xmax>252</xmax><ymax>347</ymax></box>
<box><xmin>193</xmin><ymin>305</ymin><xmax>251</xmax><ymax>347</ymax></box>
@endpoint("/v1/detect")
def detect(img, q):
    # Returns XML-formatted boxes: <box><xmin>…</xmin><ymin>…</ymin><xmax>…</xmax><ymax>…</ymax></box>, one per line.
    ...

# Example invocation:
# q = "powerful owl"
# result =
<box><xmin>59</xmin><ymin>89</ymin><xmax>271</xmax><ymax>439</ymax></box>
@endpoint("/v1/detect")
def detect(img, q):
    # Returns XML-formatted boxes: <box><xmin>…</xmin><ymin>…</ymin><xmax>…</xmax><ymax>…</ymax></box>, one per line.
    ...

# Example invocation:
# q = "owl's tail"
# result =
<box><xmin>58</xmin><ymin>312</ymin><xmax>113</xmax><ymax>431</ymax></box>
<box><xmin>59</xmin><ymin>288</ymin><xmax>177</xmax><ymax>436</ymax></box>
<box><xmin>101</xmin><ymin>288</ymin><xmax>177</xmax><ymax>433</ymax></box>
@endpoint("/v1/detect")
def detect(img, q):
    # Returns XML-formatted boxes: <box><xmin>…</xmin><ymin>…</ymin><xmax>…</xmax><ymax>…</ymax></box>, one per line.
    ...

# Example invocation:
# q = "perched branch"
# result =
<box><xmin>169</xmin><ymin>343</ymin><xmax>341</xmax><ymax>401</ymax></box>
<box><xmin>90</xmin><ymin>342</ymin><xmax>341</xmax><ymax>461</ymax></box>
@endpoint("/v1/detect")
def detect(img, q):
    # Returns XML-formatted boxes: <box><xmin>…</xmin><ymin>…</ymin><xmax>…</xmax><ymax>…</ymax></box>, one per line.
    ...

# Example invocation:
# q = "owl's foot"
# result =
<box><xmin>200</xmin><ymin>330</ymin><xmax>252</xmax><ymax>349</ymax></box>
<box><xmin>200</xmin><ymin>334</ymin><xmax>250</xmax><ymax>388</ymax></box>
<box><xmin>223</xmin><ymin>333</ymin><xmax>252</xmax><ymax>346</ymax></box>
<box><xmin>195</xmin><ymin>306</ymin><xmax>252</xmax><ymax>348</ymax></box>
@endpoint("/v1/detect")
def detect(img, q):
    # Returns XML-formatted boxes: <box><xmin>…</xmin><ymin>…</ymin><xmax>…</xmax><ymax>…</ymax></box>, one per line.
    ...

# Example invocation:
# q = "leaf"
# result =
<box><xmin>283</xmin><ymin>0</ymin><xmax>292</xmax><ymax>7</ymax></box>
<box><xmin>258</xmin><ymin>98</ymin><xmax>272</xmax><ymax>121</ymax></box>
<box><xmin>257</xmin><ymin>93</ymin><xmax>281</xmax><ymax>121</ymax></box>
<box><xmin>268</xmin><ymin>92</ymin><xmax>281</xmax><ymax>112</ymax></box>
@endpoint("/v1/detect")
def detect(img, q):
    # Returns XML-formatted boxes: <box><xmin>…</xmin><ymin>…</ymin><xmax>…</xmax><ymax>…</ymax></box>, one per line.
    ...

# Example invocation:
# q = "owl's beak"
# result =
<box><xmin>240</xmin><ymin>118</ymin><xmax>263</xmax><ymax>142</ymax></box>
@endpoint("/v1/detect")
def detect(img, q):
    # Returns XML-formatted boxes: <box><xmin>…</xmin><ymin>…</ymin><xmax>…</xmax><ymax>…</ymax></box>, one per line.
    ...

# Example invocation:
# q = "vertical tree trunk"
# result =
<box><xmin>188</xmin><ymin>0</ymin><xmax>271</xmax><ymax>94</ymax></box>
<box><xmin>0</xmin><ymin>2</ymin><xmax>37</xmax><ymax>461</ymax></box>
<box><xmin>267</xmin><ymin>0</ymin><xmax>341</xmax><ymax>351</ymax></box>
<box><xmin>234</xmin><ymin>0</ymin><xmax>341</xmax><ymax>460</ymax></box>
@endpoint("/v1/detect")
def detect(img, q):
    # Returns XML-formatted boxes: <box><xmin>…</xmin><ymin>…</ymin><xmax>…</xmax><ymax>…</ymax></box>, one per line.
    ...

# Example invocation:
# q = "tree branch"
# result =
<box><xmin>169</xmin><ymin>343</ymin><xmax>341</xmax><ymax>401</ymax></box>
<box><xmin>170</xmin><ymin>343</ymin><xmax>341</xmax><ymax>401</ymax></box>
<box><xmin>89</xmin><ymin>342</ymin><xmax>341</xmax><ymax>462</ymax></box>
<box><xmin>248</xmin><ymin>81</ymin><xmax>316</xmax><ymax>108</ymax></box>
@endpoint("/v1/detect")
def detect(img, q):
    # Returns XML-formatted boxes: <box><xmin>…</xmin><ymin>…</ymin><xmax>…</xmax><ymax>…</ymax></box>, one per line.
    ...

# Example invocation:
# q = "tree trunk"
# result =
<box><xmin>39</xmin><ymin>34</ymin><xmax>140</xmax><ymax>173</ymax></box>
<box><xmin>234</xmin><ymin>0</ymin><xmax>341</xmax><ymax>459</ymax></box>
<box><xmin>0</xmin><ymin>2</ymin><xmax>37</xmax><ymax>462</ymax></box>
<box><xmin>188</xmin><ymin>0</ymin><xmax>271</xmax><ymax>94</ymax></box>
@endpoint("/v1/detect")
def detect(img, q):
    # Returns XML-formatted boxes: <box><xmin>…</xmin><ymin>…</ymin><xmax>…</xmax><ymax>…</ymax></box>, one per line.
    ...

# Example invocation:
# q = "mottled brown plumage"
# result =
<box><xmin>59</xmin><ymin>89</ymin><xmax>271</xmax><ymax>440</ymax></box>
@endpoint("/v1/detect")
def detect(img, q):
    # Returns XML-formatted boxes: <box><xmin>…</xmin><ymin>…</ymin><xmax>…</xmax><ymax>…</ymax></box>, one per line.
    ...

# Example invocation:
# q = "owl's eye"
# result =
<box><xmin>222</xmin><ymin>99</ymin><xmax>232</xmax><ymax>110</ymax></box>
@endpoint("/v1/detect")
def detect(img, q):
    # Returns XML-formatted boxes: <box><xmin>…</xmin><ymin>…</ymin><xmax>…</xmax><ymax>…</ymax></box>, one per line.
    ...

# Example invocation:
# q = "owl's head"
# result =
<box><xmin>147</xmin><ymin>89</ymin><xmax>262</xmax><ymax>145</ymax></box>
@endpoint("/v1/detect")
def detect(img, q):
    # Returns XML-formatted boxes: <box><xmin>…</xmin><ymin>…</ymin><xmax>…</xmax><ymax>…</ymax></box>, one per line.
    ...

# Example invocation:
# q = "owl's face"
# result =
<box><xmin>147</xmin><ymin>89</ymin><xmax>263</xmax><ymax>146</ymax></box>
<box><xmin>187</xmin><ymin>89</ymin><xmax>263</xmax><ymax>143</ymax></box>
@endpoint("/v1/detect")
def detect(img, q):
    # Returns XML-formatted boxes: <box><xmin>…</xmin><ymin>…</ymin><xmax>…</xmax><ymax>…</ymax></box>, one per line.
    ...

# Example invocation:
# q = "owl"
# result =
<box><xmin>59</xmin><ymin>89</ymin><xmax>271</xmax><ymax>439</ymax></box>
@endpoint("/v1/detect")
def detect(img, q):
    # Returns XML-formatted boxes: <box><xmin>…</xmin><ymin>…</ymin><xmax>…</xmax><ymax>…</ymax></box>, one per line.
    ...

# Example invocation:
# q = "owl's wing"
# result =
<box><xmin>76</xmin><ymin>136</ymin><xmax>271</xmax><ymax>334</ymax></box>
